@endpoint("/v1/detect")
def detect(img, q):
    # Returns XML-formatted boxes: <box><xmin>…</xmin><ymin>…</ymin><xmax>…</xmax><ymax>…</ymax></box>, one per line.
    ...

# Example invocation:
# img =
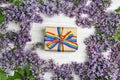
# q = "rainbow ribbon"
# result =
<box><xmin>44</xmin><ymin>27</ymin><xmax>78</xmax><ymax>52</ymax></box>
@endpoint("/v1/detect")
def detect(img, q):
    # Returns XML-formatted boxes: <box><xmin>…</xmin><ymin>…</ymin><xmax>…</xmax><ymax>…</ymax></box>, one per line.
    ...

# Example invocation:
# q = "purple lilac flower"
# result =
<box><xmin>71</xmin><ymin>51</ymin><xmax>119</xmax><ymax>80</ymax></box>
<box><xmin>47</xmin><ymin>59</ymin><xmax>74</xmax><ymax>80</ymax></box>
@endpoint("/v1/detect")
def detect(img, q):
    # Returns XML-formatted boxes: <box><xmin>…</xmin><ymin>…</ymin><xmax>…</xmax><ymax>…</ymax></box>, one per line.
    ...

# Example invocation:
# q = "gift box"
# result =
<box><xmin>44</xmin><ymin>27</ymin><xmax>78</xmax><ymax>52</ymax></box>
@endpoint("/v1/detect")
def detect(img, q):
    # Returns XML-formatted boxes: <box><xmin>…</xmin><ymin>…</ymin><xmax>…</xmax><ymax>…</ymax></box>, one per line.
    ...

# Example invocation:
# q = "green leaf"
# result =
<box><xmin>0</xmin><ymin>9</ymin><xmax>5</xmax><ymax>24</ymax></box>
<box><xmin>8</xmin><ymin>0</ymin><xmax>14</xmax><ymax>3</ymax></box>
<box><xmin>14</xmin><ymin>79</ymin><xmax>22</xmax><ymax>80</ymax></box>
<box><xmin>7</xmin><ymin>76</ymin><xmax>21</xmax><ymax>80</ymax></box>
<box><xmin>8</xmin><ymin>76</ymin><xmax>22</xmax><ymax>80</ymax></box>
<box><xmin>96</xmin><ymin>29</ymin><xmax>104</xmax><ymax>35</ymax></box>
<box><xmin>30</xmin><ymin>76</ymin><xmax>34</xmax><ymax>80</ymax></box>
<box><xmin>0</xmin><ymin>33</ymin><xmax>4</xmax><ymax>40</ymax></box>
<box><xmin>0</xmin><ymin>8</ymin><xmax>2</xmax><ymax>12</ymax></box>
<box><xmin>17</xmin><ymin>67</ymin><xmax>24</xmax><ymax>76</ymax></box>
<box><xmin>113</xmin><ymin>28</ymin><xmax>120</xmax><ymax>40</ymax></box>
<box><xmin>114</xmin><ymin>34</ymin><xmax>120</xmax><ymax>40</ymax></box>
<box><xmin>0</xmin><ymin>69</ymin><xmax>8</xmax><ymax>80</ymax></box>
<box><xmin>15</xmin><ymin>0</ymin><xmax>22</xmax><ymax>6</ymax></box>
<box><xmin>12</xmin><ymin>72</ymin><xmax>22</xmax><ymax>79</ymax></box>
<box><xmin>8</xmin><ymin>0</ymin><xmax>23</xmax><ymax>6</ymax></box>
<box><xmin>7</xmin><ymin>76</ymin><xmax>15</xmax><ymax>80</ymax></box>
<box><xmin>38</xmin><ymin>0</ymin><xmax>43</xmax><ymax>3</ymax></box>
<box><xmin>25</xmin><ymin>63</ymin><xmax>32</xmax><ymax>77</ymax></box>
<box><xmin>115</xmin><ymin>7</ymin><xmax>120</xmax><ymax>12</ymax></box>
<box><xmin>7</xmin><ymin>69</ymin><xmax>23</xmax><ymax>80</ymax></box>
<box><xmin>0</xmin><ymin>48</ymin><xmax>2</xmax><ymax>52</ymax></box>
<box><xmin>8</xmin><ymin>63</ymin><xmax>34</xmax><ymax>80</ymax></box>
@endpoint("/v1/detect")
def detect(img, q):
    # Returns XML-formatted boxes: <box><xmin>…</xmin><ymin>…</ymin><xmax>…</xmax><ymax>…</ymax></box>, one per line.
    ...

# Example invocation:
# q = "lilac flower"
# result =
<box><xmin>71</xmin><ymin>52</ymin><xmax>119</xmax><ymax>80</ymax></box>
<box><xmin>26</xmin><ymin>52</ymin><xmax>46</xmax><ymax>76</ymax></box>
<box><xmin>76</xmin><ymin>16</ymin><xmax>93</xmax><ymax>28</ymax></box>
<box><xmin>38</xmin><ymin>0</ymin><xmax>59</xmax><ymax>17</ymax></box>
<box><xmin>45</xmin><ymin>59</ymin><xmax>74</xmax><ymax>80</ymax></box>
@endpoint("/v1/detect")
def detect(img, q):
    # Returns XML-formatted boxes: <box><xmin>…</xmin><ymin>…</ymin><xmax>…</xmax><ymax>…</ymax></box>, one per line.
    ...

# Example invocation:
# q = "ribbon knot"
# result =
<box><xmin>44</xmin><ymin>27</ymin><xmax>78</xmax><ymax>52</ymax></box>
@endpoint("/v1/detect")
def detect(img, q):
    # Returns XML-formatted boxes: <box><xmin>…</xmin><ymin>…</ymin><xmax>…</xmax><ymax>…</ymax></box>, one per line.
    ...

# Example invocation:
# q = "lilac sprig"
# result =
<box><xmin>71</xmin><ymin>52</ymin><xmax>119</xmax><ymax>80</ymax></box>
<box><xmin>3</xmin><ymin>5</ymin><xmax>43</xmax><ymax>24</ymax></box>
<box><xmin>45</xmin><ymin>59</ymin><xmax>73</xmax><ymax>80</ymax></box>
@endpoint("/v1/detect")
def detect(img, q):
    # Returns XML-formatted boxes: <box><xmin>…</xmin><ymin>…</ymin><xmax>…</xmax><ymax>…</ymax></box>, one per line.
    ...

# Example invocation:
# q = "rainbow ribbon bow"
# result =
<box><xmin>44</xmin><ymin>27</ymin><xmax>78</xmax><ymax>52</ymax></box>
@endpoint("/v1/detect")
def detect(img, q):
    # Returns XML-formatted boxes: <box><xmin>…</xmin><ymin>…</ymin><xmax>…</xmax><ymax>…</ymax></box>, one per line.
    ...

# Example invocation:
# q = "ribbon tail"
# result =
<box><xmin>45</xmin><ymin>31</ymin><xmax>59</xmax><ymax>40</ymax></box>
<box><xmin>63</xmin><ymin>41</ymin><xmax>78</xmax><ymax>50</ymax></box>
<box><xmin>57</xmin><ymin>27</ymin><xmax>63</xmax><ymax>37</ymax></box>
<box><xmin>67</xmin><ymin>36</ymin><xmax>77</xmax><ymax>42</ymax></box>
<box><xmin>44</xmin><ymin>37</ymin><xmax>56</xmax><ymax>42</ymax></box>
<box><xmin>47</xmin><ymin>41</ymin><xmax>58</xmax><ymax>49</ymax></box>
<box><xmin>58</xmin><ymin>43</ymin><xmax>64</xmax><ymax>52</ymax></box>
<box><xmin>63</xmin><ymin>31</ymin><xmax>74</xmax><ymax>40</ymax></box>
